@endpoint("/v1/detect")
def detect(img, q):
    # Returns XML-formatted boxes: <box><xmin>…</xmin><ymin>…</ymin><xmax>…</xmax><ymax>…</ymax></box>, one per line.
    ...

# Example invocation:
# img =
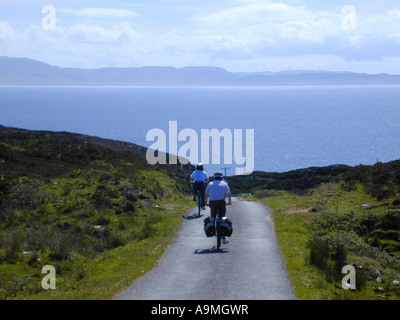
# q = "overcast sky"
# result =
<box><xmin>1</xmin><ymin>0</ymin><xmax>400</xmax><ymax>73</ymax></box>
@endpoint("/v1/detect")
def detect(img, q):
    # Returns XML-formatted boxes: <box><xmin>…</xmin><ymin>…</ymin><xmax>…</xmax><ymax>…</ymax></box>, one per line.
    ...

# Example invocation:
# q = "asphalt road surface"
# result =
<box><xmin>116</xmin><ymin>198</ymin><xmax>295</xmax><ymax>300</ymax></box>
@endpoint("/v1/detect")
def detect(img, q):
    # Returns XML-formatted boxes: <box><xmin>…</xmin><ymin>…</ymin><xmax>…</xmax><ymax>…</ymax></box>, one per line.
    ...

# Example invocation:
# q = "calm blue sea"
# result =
<box><xmin>1</xmin><ymin>85</ymin><xmax>400</xmax><ymax>174</ymax></box>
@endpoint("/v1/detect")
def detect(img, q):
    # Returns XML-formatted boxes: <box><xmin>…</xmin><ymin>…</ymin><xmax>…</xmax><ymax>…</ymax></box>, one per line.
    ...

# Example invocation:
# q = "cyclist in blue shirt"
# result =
<box><xmin>190</xmin><ymin>163</ymin><xmax>209</xmax><ymax>210</ymax></box>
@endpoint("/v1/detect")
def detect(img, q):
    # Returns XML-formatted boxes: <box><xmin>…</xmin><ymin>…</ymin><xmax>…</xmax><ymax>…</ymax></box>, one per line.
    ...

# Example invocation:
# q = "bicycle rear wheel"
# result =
<box><xmin>197</xmin><ymin>192</ymin><xmax>201</xmax><ymax>216</ymax></box>
<box><xmin>216</xmin><ymin>219</ymin><xmax>222</xmax><ymax>250</ymax></box>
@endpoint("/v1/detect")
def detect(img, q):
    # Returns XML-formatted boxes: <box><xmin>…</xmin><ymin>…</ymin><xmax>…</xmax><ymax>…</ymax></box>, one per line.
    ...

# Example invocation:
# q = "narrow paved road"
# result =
<box><xmin>115</xmin><ymin>198</ymin><xmax>295</xmax><ymax>300</ymax></box>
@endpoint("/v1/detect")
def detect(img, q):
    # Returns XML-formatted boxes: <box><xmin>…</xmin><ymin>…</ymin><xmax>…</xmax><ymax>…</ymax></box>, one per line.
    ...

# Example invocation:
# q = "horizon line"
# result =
<box><xmin>2</xmin><ymin>55</ymin><xmax>400</xmax><ymax>77</ymax></box>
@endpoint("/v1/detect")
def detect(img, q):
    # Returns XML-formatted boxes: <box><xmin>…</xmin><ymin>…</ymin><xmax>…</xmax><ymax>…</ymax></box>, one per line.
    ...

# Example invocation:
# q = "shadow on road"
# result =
<box><xmin>194</xmin><ymin>248</ymin><xmax>229</xmax><ymax>254</ymax></box>
<box><xmin>182</xmin><ymin>214</ymin><xmax>204</xmax><ymax>220</ymax></box>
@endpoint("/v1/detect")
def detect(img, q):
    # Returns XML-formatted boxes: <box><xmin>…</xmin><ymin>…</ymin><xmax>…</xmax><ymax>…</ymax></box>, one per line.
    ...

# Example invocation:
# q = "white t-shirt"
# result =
<box><xmin>205</xmin><ymin>180</ymin><xmax>231</xmax><ymax>201</ymax></box>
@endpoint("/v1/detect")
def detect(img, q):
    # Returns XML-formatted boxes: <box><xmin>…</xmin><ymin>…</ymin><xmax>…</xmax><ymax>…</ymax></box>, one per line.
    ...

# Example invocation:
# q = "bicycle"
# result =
<box><xmin>195</xmin><ymin>190</ymin><xmax>202</xmax><ymax>217</ymax></box>
<box><xmin>204</xmin><ymin>212</ymin><xmax>232</xmax><ymax>251</ymax></box>
<box><xmin>215</xmin><ymin>215</ymin><xmax>223</xmax><ymax>250</ymax></box>
<box><xmin>192</xmin><ymin>181</ymin><xmax>206</xmax><ymax>217</ymax></box>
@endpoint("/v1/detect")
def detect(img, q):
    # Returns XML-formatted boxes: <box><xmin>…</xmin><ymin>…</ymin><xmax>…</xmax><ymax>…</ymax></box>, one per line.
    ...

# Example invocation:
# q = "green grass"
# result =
<box><xmin>0</xmin><ymin>170</ymin><xmax>193</xmax><ymax>299</ymax></box>
<box><xmin>253</xmin><ymin>191</ymin><xmax>329</xmax><ymax>299</ymax></box>
<box><xmin>3</xmin><ymin>126</ymin><xmax>400</xmax><ymax>300</ymax></box>
<box><xmin>14</xmin><ymin>203</ymin><xmax>189</xmax><ymax>300</ymax></box>
<box><xmin>0</xmin><ymin>125</ymin><xmax>194</xmax><ymax>300</ymax></box>
<box><xmin>0</xmin><ymin>184</ymin><xmax>192</xmax><ymax>300</ymax></box>
<box><xmin>252</xmin><ymin>184</ymin><xmax>400</xmax><ymax>300</ymax></box>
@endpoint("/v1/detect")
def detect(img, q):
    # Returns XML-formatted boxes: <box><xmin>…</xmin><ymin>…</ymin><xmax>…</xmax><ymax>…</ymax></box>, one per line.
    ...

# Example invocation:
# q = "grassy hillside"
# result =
<box><xmin>0</xmin><ymin>125</ymin><xmax>193</xmax><ymax>299</ymax></box>
<box><xmin>244</xmin><ymin>161</ymin><xmax>400</xmax><ymax>299</ymax></box>
<box><xmin>2</xmin><ymin>123</ymin><xmax>399</xmax><ymax>300</ymax></box>
<box><xmin>226</xmin><ymin>165</ymin><xmax>352</xmax><ymax>194</ymax></box>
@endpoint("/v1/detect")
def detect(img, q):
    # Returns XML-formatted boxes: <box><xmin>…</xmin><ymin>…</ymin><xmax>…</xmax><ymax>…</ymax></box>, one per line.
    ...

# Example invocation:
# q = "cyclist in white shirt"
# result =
<box><xmin>205</xmin><ymin>172</ymin><xmax>232</xmax><ymax>214</ymax></box>
<box><xmin>205</xmin><ymin>172</ymin><xmax>232</xmax><ymax>244</ymax></box>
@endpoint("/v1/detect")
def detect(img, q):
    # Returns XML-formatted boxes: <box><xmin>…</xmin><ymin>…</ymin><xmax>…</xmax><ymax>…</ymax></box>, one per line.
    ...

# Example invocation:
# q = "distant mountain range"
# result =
<box><xmin>1</xmin><ymin>56</ymin><xmax>400</xmax><ymax>86</ymax></box>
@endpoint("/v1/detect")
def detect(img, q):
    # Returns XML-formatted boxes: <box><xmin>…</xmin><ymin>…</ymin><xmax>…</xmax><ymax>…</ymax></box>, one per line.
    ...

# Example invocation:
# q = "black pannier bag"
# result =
<box><xmin>204</xmin><ymin>216</ymin><xmax>233</xmax><ymax>237</ymax></box>
<box><xmin>220</xmin><ymin>217</ymin><xmax>233</xmax><ymax>237</ymax></box>
<box><xmin>203</xmin><ymin>216</ymin><xmax>215</xmax><ymax>237</ymax></box>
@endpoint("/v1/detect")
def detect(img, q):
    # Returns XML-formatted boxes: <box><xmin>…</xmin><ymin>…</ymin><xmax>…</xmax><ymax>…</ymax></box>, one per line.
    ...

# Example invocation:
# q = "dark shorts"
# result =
<box><xmin>193</xmin><ymin>181</ymin><xmax>206</xmax><ymax>205</ymax></box>
<box><xmin>192</xmin><ymin>181</ymin><xmax>206</xmax><ymax>194</ymax></box>
<box><xmin>209</xmin><ymin>200</ymin><xmax>226</xmax><ymax>218</ymax></box>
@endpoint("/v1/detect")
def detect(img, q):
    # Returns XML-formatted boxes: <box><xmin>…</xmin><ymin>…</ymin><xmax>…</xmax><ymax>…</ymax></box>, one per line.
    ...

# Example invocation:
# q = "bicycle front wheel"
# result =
<box><xmin>197</xmin><ymin>193</ymin><xmax>201</xmax><ymax>216</ymax></box>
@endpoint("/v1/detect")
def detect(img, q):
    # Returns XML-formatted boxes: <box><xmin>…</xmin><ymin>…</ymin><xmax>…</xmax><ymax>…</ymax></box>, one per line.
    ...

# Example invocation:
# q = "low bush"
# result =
<box><xmin>308</xmin><ymin>209</ymin><xmax>400</xmax><ymax>271</ymax></box>
<box><xmin>0</xmin><ymin>231</ymin><xmax>23</xmax><ymax>263</ymax></box>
